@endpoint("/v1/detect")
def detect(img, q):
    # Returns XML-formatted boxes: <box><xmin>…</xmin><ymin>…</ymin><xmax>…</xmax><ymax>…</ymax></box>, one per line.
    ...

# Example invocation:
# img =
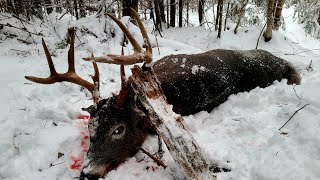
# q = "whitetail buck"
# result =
<box><xmin>25</xmin><ymin>10</ymin><xmax>300</xmax><ymax>180</ymax></box>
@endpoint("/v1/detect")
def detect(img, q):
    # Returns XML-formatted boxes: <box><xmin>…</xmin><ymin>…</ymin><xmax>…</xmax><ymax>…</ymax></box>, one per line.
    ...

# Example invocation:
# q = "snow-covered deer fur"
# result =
<box><xmin>25</xmin><ymin>10</ymin><xmax>300</xmax><ymax>179</ymax></box>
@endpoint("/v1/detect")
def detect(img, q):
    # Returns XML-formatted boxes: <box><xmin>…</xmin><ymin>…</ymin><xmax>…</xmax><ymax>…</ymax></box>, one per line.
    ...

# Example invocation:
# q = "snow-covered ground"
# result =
<box><xmin>0</xmin><ymin>7</ymin><xmax>319</xmax><ymax>180</ymax></box>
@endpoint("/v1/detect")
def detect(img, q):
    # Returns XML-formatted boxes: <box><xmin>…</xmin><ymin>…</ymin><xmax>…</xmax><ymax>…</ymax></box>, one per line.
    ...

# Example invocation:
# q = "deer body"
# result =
<box><xmin>25</xmin><ymin>10</ymin><xmax>300</xmax><ymax>179</ymax></box>
<box><xmin>82</xmin><ymin>49</ymin><xmax>300</xmax><ymax>178</ymax></box>
<box><xmin>154</xmin><ymin>49</ymin><xmax>300</xmax><ymax>115</ymax></box>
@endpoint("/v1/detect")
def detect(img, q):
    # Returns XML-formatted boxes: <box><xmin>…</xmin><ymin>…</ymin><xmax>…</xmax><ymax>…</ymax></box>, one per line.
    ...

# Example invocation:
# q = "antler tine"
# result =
<box><xmin>130</xmin><ymin>8</ymin><xmax>152</xmax><ymax>63</ymax></box>
<box><xmin>68</xmin><ymin>28</ymin><xmax>76</xmax><ymax>73</ymax></box>
<box><xmin>83</xmin><ymin>9</ymin><xmax>152</xmax><ymax>65</ymax></box>
<box><xmin>106</xmin><ymin>12</ymin><xmax>142</xmax><ymax>53</ymax></box>
<box><xmin>25</xmin><ymin>28</ymin><xmax>100</xmax><ymax>104</ymax></box>
<box><xmin>42</xmin><ymin>38</ymin><xmax>58</xmax><ymax>75</ymax></box>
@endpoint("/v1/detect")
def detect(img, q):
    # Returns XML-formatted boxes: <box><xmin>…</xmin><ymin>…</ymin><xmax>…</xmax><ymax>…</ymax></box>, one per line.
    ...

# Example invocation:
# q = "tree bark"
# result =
<box><xmin>154</xmin><ymin>0</ymin><xmax>162</xmax><ymax>30</ymax></box>
<box><xmin>130</xmin><ymin>66</ymin><xmax>217</xmax><ymax>180</ymax></box>
<box><xmin>215</xmin><ymin>0</ymin><xmax>219</xmax><ymax>31</ymax></box>
<box><xmin>233</xmin><ymin>0</ymin><xmax>248</xmax><ymax>34</ymax></box>
<box><xmin>178</xmin><ymin>0</ymin><xmax>183</xmax><ymax>27</ymax></box>
<box><xmin>186</xmin><ymin>0</ymin><xmax>189</xmax><ymax>26</ymax></box>
<box><xmin>122</xmin><ymin>0</ymin><xmax>139</xmax><ymax>17</ymax></box>
<box><xmin>122</xmin><ymin>0</ymin><xmax>139</xmax><ymax>24</ymax></box>
<box><xmin>170</xmin><ymin>0</ymin><xmax>175</xmax><ymax>27</ymax></box>
<box><xmin>273</xmin><ymin>0</ymin><xmax>285</xmax><ymax>30</ymax></box>
<box><xmin>217</xmin><ymin>0</ymin><xmax>223</xmax><ymax>38</ymax></box>
<box><xmin>264</xmin><ymin>0</ymin><xmax>274</xmax><ymax>42</ymax></box>
<box><xmin>198</xmin><ymin>0</ymin><xmax>204</xmax><ymax>25</ymax></box>
<box><xmin>159</xmin><ymin>0</ymin><xmax>166</xmax><ymax>23</ymax></box>
<box><xmin>73</xmin><ymin>0</ymin><xmax>79</xmax><ymax>19</ymax></box>
<box><xmin>79</xmin><ymin>0</ymin><xmax>86</xmax><ymax>18</ymax></box>
<box><xmin>224</xmin><ymin>2</ymin><xmax>230</xmax><ymax>31</ymax></box>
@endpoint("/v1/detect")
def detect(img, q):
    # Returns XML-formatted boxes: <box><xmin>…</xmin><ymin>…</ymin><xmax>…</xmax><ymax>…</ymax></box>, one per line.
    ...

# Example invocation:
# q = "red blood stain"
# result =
<box><xmin>70</xmin><ymin>156</ymin><xmax>83</xmax><ymax>170</ymax></box>
<box><xmin>77</xmin><ymin>115</ymin><xmax>90</xmax><ymax>120</ymax></box>
<box><xmin>84</xmin><ymin>135</ymin><xmax>89</xmax><ymax>139</ymax></box>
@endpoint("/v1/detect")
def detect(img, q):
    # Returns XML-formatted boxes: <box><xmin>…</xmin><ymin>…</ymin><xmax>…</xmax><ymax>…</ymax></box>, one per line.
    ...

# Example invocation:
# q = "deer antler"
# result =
<box><xmin>25</xmin><ymin>28</ymin><xmax>100</xmax><ymax>104</ymax></box>
<box><xmin>82</xmin><ymin>8</ymin><xmax>153</xmax><ymax>66</ymax></box>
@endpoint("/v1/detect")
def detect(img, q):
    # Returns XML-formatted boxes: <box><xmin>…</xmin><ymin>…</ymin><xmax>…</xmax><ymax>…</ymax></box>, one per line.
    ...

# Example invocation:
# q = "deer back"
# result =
<box><xmin>153</xmin><ymin>49</ymin><xmax>300</xmax><ymax>115</ymax></box>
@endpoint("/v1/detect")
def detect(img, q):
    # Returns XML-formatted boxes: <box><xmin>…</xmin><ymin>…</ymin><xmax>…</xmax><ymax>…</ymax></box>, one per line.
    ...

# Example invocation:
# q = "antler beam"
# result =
<box><xmin>82</xmin><ymin>8</ymin><xmax>152</xmax><ymax>65</ymax></box>
<box><xmin>25</xmin><ymin>28</ymin><xmax>100</xmax><ymax>103</ymax></box>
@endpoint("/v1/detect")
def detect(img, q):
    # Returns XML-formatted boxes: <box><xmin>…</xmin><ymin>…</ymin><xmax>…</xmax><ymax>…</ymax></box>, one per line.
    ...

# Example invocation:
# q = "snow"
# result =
<box><xmin>0</xmin><ymin>8</ymin><xmax>320</xmax><ymax>180</ymax></box>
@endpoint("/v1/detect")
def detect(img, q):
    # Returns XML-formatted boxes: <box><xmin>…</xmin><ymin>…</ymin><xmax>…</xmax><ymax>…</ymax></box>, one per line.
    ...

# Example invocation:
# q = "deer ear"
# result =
<box><xmin>82</xmin><ymin>106</ymin><xmax>96</xmax><ymax>116</ymax></box>
<box><xmin>82</xmin><ymin>99</ymin><xmax>108</xmax><ymax>116</ymax></box>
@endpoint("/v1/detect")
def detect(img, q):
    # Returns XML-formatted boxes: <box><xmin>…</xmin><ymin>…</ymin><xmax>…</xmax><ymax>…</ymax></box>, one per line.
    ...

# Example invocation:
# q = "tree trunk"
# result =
<box><xmin>224</xmin><ymin>2</ymin><xmax>230</xmax><ymax>31</ymax></box>
<box><xmin>154</xmin><ymin>0</ymin><xmax>162</xmax><ymax>30</ymax></box>
<box><xmin>186</xmin><ymin>0</ymin><xmax>189</xmax><ymax>26</ymax></box>
<box><xmin>170</xmin><ymin>0</ymin><xmax>175</xmax><ymax>27</ymax></box>
<box><xmin>215</xmin><ymin>0</ymin><xmax>219</xmax><ymax>31</ymax></box>
<box><xmin>122</xmin><ymin>0</ymin><xmax>139</xmax><ymax>24</ymax></box>
<box><xmin>149</xmin><ymin>0</ymin><xmax>154</xmax><ymax>19</ymax></box>
<box><xmin>178</xmin><ymin>0</ymin><xmax>182</xmax><ymax>27</ymax></box>
<box><xmin>212</xmin><ymin>0</ymin><xmax>215</xmax><ymax>26</ymax></box>
<box><xmin>273</xmin><ymin>0</ymin><xmax>285</xmax><ymax>30</ymax></box>
<box><xmin>233</xmin><ymin>0</ymin><xmax>248</xmax><ymax>34</ymax></box>
<box><xmin>217</xmin><ymin>0</ymin><xmax>223</xmax><ymax>38</ymax></box>
<box><xmin>264</xmin><ymin>0</ymin><xmax>274</xmax><ymax>42</ymax></box>
<box><xmin>122</xmin><ymin>0</ymin><xmax>138</xmax><ymax>17</ymax></box>
<box><xmin>73</xmin><ymin>0</ymin><xmax>79</xmax><ymax>19</ymax></box>
<box><xmin>198</xmin><ymin>0</ymin><xmax>204</xmax><ymax>25</ymax></box>
<box><xmin>79</xmin><ymin>0</ymin><xmax>86</xmax><ymax>18</ymax></box>
<box><xmin>167</xmin><ymin>0</ymin><xmax>170</xmax><ymax>28</ymax></box>
<box><xmin>159</xmin><ymin>0</ymin><xmax>166</xmax><ymax>23</ymax></box>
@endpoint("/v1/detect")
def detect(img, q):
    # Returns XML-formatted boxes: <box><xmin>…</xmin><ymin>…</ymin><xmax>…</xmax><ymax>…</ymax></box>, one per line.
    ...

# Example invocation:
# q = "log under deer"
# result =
<box><xmin>25</xmin><ymin>9</ymin><xmax>300</xmax><ymax>180</ymax></box>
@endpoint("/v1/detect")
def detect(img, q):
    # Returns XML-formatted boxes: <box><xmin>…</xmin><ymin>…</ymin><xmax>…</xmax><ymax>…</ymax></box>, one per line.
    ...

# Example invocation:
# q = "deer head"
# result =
<box><xmin>25</xmin><ymin>9</ymin><xmax>154</xmax><ymax>178</ymax></box>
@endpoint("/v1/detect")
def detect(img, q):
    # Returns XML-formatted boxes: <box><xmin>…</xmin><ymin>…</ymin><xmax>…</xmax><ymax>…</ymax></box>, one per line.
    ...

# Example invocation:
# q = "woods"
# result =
<box><xmin>0</xmin><ymin>0</ymin><xmax>319</xmax><ymax>180</ymax></box>
<box><xmin>1</xmin><ymin>0</ymin><xmax>319</xmax><ymax>39</ymax></box>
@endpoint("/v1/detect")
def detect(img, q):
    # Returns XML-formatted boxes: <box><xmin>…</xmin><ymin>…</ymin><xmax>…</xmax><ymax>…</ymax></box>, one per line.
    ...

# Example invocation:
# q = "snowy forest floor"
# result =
<box><xmin>0</xmin><ymin>7</ymin><xmax>319</xmax><ymax>180</ymax></box>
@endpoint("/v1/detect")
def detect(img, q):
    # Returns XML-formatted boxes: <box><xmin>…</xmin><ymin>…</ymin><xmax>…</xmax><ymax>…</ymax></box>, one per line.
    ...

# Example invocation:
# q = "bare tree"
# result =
<box><xmin>264</xmin><ymin>0</ymin><xmax>275</xmax><ymax>42</ymax></box>
<box><xmin>79</xmin><ymin>0</ymin><xmax>86</xmax><ymax>18</ymax></box>
<box><xmin>73</xmin><ymin>0</ymin><xmax>79</xmax><ymax>19</ymax></box>
<box><xmin>198</xmin><ymin>0</ymin><xmax>204</xmax><ymax>25</ymax></box>
<box><xmin>215</xmin><ymin>0</ymin><xmax>220</xmax><ymax>30</ymax></box>
<box><xmin>217</xmin><ymin>0</ymin><xmax>223</xmax><ymax>38</ymax></box>
<box><xmin>179</xmin><ymin>0</ymin><xmax>183</xmax><ymax>27</ymax></box>
<box><xmin>273</xmin><ymin>0</ymin><xmax>285</xmax><ymax>30</ymax></box>
<box><xmin>224</xmin><ymin>2</ymin><xmax>230</xmax><ymax>31</ymax></box>
<box><xmin>159</xmin><ymin>0</ymin><xmax>166</xmax><ymax>23</ymax></box>
<box><xmin>234</xmin><ymin>0</ymin><xmax>249</xmax><ymax>34</ymax></box>
<box><xmin>154</xmin><ymin>0</ymin><xmax>162</xmax><ymax>30</ymax></box>
<box><xmin>170</xmin><ymin>0</ymin><xmax>176</xmax><ymax>27</ymax></box>
<box><xmin>122</xmin><ymin>0</ymin><xmax>139</xmax><ymax>17</ymax></box>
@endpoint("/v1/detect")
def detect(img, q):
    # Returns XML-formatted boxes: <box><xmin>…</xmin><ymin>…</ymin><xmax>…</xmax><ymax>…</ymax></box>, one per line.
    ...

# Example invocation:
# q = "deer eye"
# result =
<box><xmin>113</xmin><ymin>126</ymin><xmax>125</xmax><ymax>135</ymax></box>
<box><xmin>109</xmin><ymin>124</ymin><xmax>126</xmax><ymax>140</ymax></box>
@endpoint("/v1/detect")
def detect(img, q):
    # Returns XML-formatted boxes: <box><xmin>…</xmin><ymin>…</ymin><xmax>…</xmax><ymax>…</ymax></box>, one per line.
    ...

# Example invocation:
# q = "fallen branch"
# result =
<box><xmin>130</xmin><ymin>65</ymin><xmax>217</xmax><ymax>180</ymax></box>
<box><xmin>256</xmin><ymin>22</ymin><xmax>267</xmax><ymax>49</ymax></box>
<box><xmin>138</xmin><ymin>147</ymin><xmax>167</xmax><ymax>168</ymax></box>
<box><xmin>279</xmin><ymin>104</ymin><xmax>310</xmax><ymax>130</ymax></box>
<box><xmin>0</xmin><ymin>23</ymin><xmax>43</xmax><ymax>36</ymax></box>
